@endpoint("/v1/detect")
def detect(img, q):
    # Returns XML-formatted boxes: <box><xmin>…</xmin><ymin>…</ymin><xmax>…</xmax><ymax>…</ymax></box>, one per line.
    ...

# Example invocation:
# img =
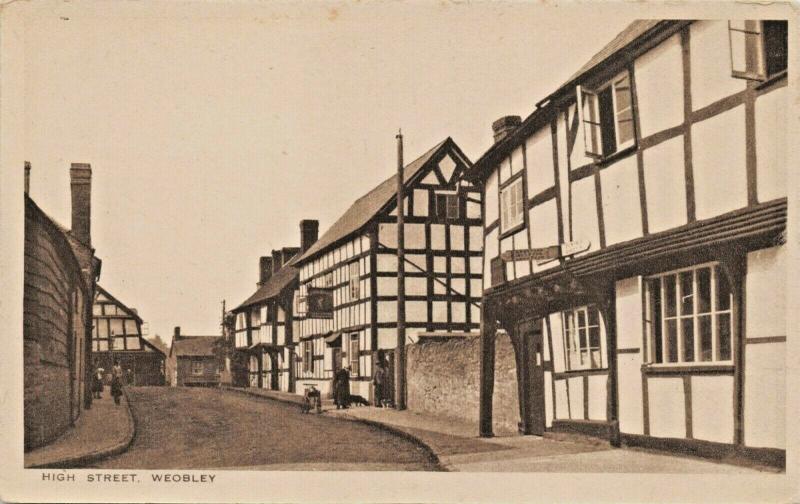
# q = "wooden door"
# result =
<box><xmin>332</xmin><ymin>348</ymin><xmax>342</xmax><ymax>374</ymax></box>
<box><xmin>384</xmin><ymin>349</ymin><xmax>395</xmax><ymax>406</ymax></box>
<box><xmin>520</xmin><ymin>319</ymin><xmax>546</xmax><ymax>435</ymax></box>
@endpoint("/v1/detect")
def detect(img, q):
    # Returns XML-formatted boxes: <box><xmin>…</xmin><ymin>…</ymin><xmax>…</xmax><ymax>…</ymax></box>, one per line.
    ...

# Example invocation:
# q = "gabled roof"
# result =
<box><xmin>234</xmin><ymin>259</ymin><xmax>300</xmax><ymax>311</ymax></box>
<box><xmin>95</xmin><ymin>284</ymin><xmax>144</xmax><ymax>324</ymax></box>
<box><xmin>170</xmin><ymin>336</ymin><xmax>221</xmax><ymax>358</ymax></box>
<box><xmin>297</xmin><ymin>137</ymin><xmax>463</xmax><ymax>263</ymax></box>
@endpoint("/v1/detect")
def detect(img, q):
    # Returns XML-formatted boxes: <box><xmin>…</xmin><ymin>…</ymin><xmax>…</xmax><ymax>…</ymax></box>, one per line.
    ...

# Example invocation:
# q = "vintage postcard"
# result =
<box><xmin>0</xmin><ymin>0</ymin><xmax>797</xmax><ymax>502</ymax></box>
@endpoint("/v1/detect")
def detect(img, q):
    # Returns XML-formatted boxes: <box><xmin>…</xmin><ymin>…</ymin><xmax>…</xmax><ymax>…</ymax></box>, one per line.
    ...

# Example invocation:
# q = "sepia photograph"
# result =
<box><xmin>0</xmin><ymin>1</ymin><xmax>796</xmax><ymax>502</ymax></box>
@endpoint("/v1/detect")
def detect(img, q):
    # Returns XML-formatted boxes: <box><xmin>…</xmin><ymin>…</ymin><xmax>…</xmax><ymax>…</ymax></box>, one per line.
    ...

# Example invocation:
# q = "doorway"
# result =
<box><xmin>518</xmin><ymin>318</ymin><xmax>546</xmax><ymax>436</ymax></box>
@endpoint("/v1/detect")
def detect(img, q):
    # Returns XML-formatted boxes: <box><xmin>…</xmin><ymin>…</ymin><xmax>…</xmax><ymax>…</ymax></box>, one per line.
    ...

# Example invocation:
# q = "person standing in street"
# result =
<box><xmin>92</xmin><ymin>367</ymin><xmax>104</xmax><ymax>399</ymax></box>
<box><xmin>373</xmin><ymin>360</ymin><xmax>386</xmax><ymax>408</ymax></box>
<box><xmin>111</xmin><ymin>359</ymin><xmax>124</xmax><ymax>406</ymax></box>
<box><xmin>334</xmin><ymin>366</ymin><xmax>350</xmax><ymax>409</ymax></box>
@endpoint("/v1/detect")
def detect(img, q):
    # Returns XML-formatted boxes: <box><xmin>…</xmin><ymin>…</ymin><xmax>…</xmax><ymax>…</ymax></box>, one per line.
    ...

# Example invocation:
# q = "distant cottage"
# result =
<box><xmin>166</xmin><ymin>327</ymin><xmax>225</xmax><ymax>387</ymax></box>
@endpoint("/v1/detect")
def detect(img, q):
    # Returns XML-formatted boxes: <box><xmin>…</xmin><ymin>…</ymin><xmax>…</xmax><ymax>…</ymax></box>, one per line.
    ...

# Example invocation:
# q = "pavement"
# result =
<box><xmin>24</xmin><ymin>386</ymin><xmax>135</xmax><ymax>468</ymax></box>
<box><xmin>233</xmin><ymin>387</ymin><xmax>775</xmax><ymax>473</ymax></box>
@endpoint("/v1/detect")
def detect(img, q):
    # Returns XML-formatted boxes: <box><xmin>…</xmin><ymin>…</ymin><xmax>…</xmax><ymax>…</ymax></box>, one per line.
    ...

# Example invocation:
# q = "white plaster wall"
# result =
<box><xmin>691</xmin><ymin>375</ymin><xmax>734</xmax><ymax>444</ymax></box>
<box><xmin>377</xmin><ymin>253</ymin><xmax>398</xmax><ymax>272</ymax></box>
<box><xmin>406</xmin><ymin>223</ymin><xmax>426</xmax><ymax>249</ymax></box>
<box><xmin>511</xmin><ymin>145</ymin><xmax>524</xmax><ymax>176</ymax></box>
<box><xmin>755</xmin><ymin>86</ymin><xmax>788</xmax><ymax>202</ymax></box>
<box><xmin>526</xmin><ymin>126</ymin><xmax>555</xmax><ymax>197</ymax></box>
<box><xmin>406</xmin><ymin>277</ymin><xmax>427</xmax><ymax>297</ymax></box>
<box><xmin>529</xmin><ymin>199</ymin><xmax>560</xmax><ymax>275</ymax></box>
<box><xmin>635</xmin><ymin>33</ymin><xmax>684</xmax><ymax>138</ymax></box>
<box><xmin>588</xmin><ymin>374</ymin><xmax>608</xmax><ymax>421</ymax></box>
<box><xmin>406</xmin><ymin>301</ymin><xmax>427</xmax><ymax>324</ymax></box>
<box><xmin>570</xmin><ymin>176</ymin><xmax>600</xmax><ymax>255</ymax></box>
<box><xmin>643</xmin><ymin>136</ymin><xmax>687</xmax><ymax>233</ymax></box>
<box><xmin>616</xmin><ymin>277</ymin><xmax>645</xmax><ymax>434</ymax></box>
<box><xmin>554</xmin><ymin>378</ymin><xmax>569</xmax><ymax>419</ymax></box>
<box><xmin>557</xmin><ymin>110</ymin><xmax>571</xmax><ymax>241</ymax></box>
<box><xmin>450</xmin><ymin>226</ymin><xmax>464</xmax><ymax>250</ymax></box>
<box><xmin>744</xmin><ymin>342</ymin><xmax>785</xmax><ymax>449</ymax></box>
<box><xmin>501</xmin><ymin>235</ymin><xmax>515</xmax><ymax>281</ymax></box>
<box><xmin>377</xmin><ymin>328</ymin><xmax>395</xmax><ymax>350</ymax></box>
<box><xmin>499</xmin><ymin>156</ymin><xmax>512</xmax><ymax>184</ymax></box>
<box><xmin>469</xmin><ymin>226</ymin><xmax>483</xmax><ymax>252</ymax></box>
<box><xmin>648</xmin><ymin>377</ymin><xmax>686</xmax><ymax>438</ymax></box>
<box><xmin>747</xmin><ymin>246</ymin><xmax>786</xmax><ymax>338</ymax></box>
<box><xmin>413</xmin><ymin>189</ymin><xmax>428</xmax><ymax>217</ymax></box>
<box><xmin>568</xmin><ymin>376</ymin><xmax>584</xmax><ymax>419</ymax></box>
<box><xmin>568</xmin><ymin>102</ymin><xmax>595</xmax><ymax>171</ymax></box>
<box><xmin>377</xmin><ymin>301</ymin><xmax>396</xmax><ymax>324</ymax></box>
<box><xmin>549</xmin><ymin>313</ymin><xmax>566</xmax><ymax>373</ymax></box>
<box><xmin>690</xmin><ymin>21</ymin><xmax>747</xmax><ymax>111</ymax></box>
<box><xmin>601</xmin><ymin>155</ymin><xmax>643</xmax><ymax>246</ymax></box>
<box><xmin>616</xmin><ymin>277</ymin><xmax>642</xmax><ymax>349</ymax></box>
<box><xmin>431</xmin><ymin>224</ymin><xmax>446</xmax><ymax>250</ymax></box>
<box><xmin>692</xmin><ymin>105</ymin><xmax>748</xmax><ymax>220</ymax></box>
<box><xmin>544</xmin><ymin>371</ymin><xmax>554</xmax><ymax>428</ymax></box>
<box><xmin>485</xmin><ymin>170</ymin><xmax>499</xmax><ymax>224</ymax></box>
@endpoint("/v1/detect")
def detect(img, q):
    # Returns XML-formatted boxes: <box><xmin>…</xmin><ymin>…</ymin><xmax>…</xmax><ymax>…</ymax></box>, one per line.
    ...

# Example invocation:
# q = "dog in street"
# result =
<box><xmin>347</xmin><ymin>394</ymin><xmax>370</xmax><ymax>407</ymax></box>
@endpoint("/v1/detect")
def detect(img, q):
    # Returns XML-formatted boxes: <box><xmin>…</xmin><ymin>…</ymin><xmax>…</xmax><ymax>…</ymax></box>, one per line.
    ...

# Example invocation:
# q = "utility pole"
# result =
<box><xmin>395</xmin><ymin>129</ymin><xmax>407</xmax><ymax>410</ymax></box>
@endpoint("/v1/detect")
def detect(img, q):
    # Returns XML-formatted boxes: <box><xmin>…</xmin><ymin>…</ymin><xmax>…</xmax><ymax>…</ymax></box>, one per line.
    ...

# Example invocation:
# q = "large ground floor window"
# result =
<box><xmin>562</xmin><ymin>305</ymin><xmax>605</xmax><ymax>370</ymax></box>
<box><xmin>644</xmin><ymin>263</ymin><xmax>733</xmax><ymax>364</ymax></box>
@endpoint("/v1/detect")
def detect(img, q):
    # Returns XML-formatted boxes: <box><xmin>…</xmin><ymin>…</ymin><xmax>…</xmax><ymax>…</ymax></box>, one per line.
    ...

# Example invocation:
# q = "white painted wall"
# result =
<box><xmin>570</xmin><ymin>175</ymin><xmax>600</xmax><ymax>254</ymax></box>
<box><xmin>568</xmin><ymin>376</ymin><xmax>583</xmax><ymax>419</ymax></box>
<box><xmin>692</xmin><ymin>105</ymin><xmax>748</xmax><ymax>220</ymax></box>
<box><xmin>690</xmin><ymin>21</ymin><xmax>747</xmax><ymax>111</ymax></box>
<box><xmin>691</xmin><ymin>375</ymin><xmax>734</xmax><ymax>443</ymax></box>
<box><xmin>554</xmin><ymin>378</ymin><xmax>568</xmax><ymax>419</ymax></box>
<box><xmin>747</xmin><ymin>246</ymin><xmax>786</xmax><ymax>338</ymax></box>
<box><xmin>526</xmin><ymin>126</ymin><xmax>555</xmax><ymax>197</ymax></box>
<box><xmin>529</xmin><ymin>199</ymin><xmax>560</xmax><ymax>275</ymax></box>
<box><xmin>755</xmin><ymin>86</ymin><xmax>788</xmax><ymax>202</ymax></box>
<box><xmin>616</xmin><ymin>277</ymin><xmax>644</xmax><ymax>434</ymax></box>
<box><xmin>643</xmin><ymin>136</ymin><xmax>687</xmax><ymax>233</ymax></box>
<box><xmin>588</xmin><ymin>374</ymin><xmax>608</xmax><ymax>420</ymax></box>
<box><xmin>635</xmin><ymin>33</ymin><xmax>684</xmax><ymax>138</ymax></box>
<box><xmin>647</xmin><ymin>377</ymin><xmax>686</xmax><ymax>438</ymax></box>
<box><xmin>601</xmin><ymin>155</ymin><xmax>643</xmax><ymax>246</ymax></box>
<box><xmin>485</xmin><ymin>171</ymin><xmax>499</xmax><ymax>225</ymax></box>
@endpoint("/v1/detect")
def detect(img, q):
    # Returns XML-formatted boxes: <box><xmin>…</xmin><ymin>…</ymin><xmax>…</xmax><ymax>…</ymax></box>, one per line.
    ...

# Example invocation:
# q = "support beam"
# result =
<box><xmin>395</xmin><ymin>130</ymin><xmax>407</xmax><ymax>410</ymax></box>
<box><xmin>479</xmin><ymin>301</ymin><xmax>497</xmax><ymax>437</ymax></box>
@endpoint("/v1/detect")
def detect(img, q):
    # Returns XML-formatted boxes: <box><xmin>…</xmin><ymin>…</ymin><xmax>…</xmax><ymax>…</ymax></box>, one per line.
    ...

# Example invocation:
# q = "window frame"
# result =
<box><xmin>435</xmin><ymin>192</ymin><xmax>461</xmax><ymax>221</ymax></box>
<box><xmin>644</xmin><ymin>262</ymin><xmax>734</xmax><ymax>367</ymax></box>
<box><xmin>577</xmin><ymin>69</ymin><xmax>637</xmax><ymax>159</ymax></box>
<box><xmin>561</xmin><ymin>305</ymin><xmax>606</xmax><ymax>371</ymax></box>
<box><xmin>302</xmin><ymin>340</ymin><xmax>314</xmax><ymax>373</ymax></box>
<box><xmin>349</xmin><ymin>262</ymin><xmax>360</xmax><ymax>300</ymax></box>
<box><xmin>191</xmin><ymin>360</ymin><xmax>204</xmax><ymax>376</ymax></box>
<box><xmin>349</xmin><ymin>334</ymin><xmax>360</xmax><ymax>376</ymax></box>
<box><xmin>499</xmin><ymin>175</ymin><xmax>525</xmax><ymax>235</ymax></box>
<box><xmin>728</xmin><ymin>20</ymin><xmax>787</xmax><ymax>82</ymax></box>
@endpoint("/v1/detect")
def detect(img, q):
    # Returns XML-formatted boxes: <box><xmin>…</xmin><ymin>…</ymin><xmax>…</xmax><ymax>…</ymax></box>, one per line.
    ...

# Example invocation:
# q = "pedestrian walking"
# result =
<box><xmin>92</xmin><ymin>367</ymin><xmax>104</xmax><ymax>399</ymax></box>
<box><xmin>111</xmin><ymin>360</ymin><xmax>124</xmax><ymax>406</ymax></box>
<box><xmin>333</xmin><ymin>366</ymin><xmax>350</xmax><ymax>409</ymax></box>
<box><xmin>373</xmin><ymin>361</ymin><xmax>386</xmax><ymax>408</ymax></box>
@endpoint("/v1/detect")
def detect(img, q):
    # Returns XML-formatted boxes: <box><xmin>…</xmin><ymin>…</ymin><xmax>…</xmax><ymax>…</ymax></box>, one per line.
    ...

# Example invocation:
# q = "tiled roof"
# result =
<box><xmin>234</xmin><ymin>260</ymin><xmax>299</xmax><ymax>311</ymax></box>
<box><xmin>172</xmin><ymin>336</ymin><xmax>221</xmax><ymax>357</ymax></box>
<box><xmin>296</xmin><ymin>138</ymin><xmax>451</xmax><ymax>263</ymax></box>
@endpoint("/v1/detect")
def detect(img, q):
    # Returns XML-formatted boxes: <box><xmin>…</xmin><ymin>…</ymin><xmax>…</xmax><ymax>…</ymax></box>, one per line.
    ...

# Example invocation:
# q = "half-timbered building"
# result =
<box><xmin>469</xmin><ymin>20</ymin><xmax>787</xmax><ymax>468</ymax></box>
<box><xmin>231</xmin><ymin>220</ymin><xmax>318</xmax><ymax>392</ymax></box>
<box><xmin>166</xmin><ymin>327</ymin><xmax>225</xmax><ymax>387</ymax></box>
<box><xmin>292</xmin><ymin>138</ymin><xmax>484</xmax><ymax>401</ymax></box>
<box><xmin>91</xmin><ymin>285</ymin><xmax>166</xmax><ymax>386</ymax></box>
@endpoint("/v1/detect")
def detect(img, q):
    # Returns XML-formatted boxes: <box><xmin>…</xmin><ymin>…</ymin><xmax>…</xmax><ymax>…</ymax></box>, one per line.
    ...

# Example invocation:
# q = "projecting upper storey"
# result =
<box><xmin>467</xmin><ymin>20</ymin><xmax>788</xmax><ymax>292</ymax></box>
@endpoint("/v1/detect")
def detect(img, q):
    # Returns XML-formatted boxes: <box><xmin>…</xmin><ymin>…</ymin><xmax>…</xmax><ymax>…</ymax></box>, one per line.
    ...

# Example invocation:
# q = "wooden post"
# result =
<box><xmin>479</xmin><ymin>301</ymin><xmax>496</xmax><ymax>437</ymax></box>
<box><xmin>395</xmin><ymin>130</ymin><xmax>407</xmax><ymax>410</ymax></box>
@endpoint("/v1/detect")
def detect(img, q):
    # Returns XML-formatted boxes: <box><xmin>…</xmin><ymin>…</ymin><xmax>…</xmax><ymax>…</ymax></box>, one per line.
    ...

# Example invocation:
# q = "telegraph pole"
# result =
<box><xmin>395</xmin><ymin>129</ymin><xmax>407</xmax><ymax>410</ymax></box>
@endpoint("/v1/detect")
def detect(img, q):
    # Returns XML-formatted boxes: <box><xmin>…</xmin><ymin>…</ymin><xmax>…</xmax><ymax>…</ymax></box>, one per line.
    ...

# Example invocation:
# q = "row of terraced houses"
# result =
<box><xmin>226</xmin><ymin>19</ymin><xmax>788</xmax><ymax>468</ymax></box>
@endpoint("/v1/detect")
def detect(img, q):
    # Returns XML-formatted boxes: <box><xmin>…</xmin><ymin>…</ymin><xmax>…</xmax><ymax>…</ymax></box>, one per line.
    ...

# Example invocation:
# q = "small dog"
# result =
<box><xmin>347</xmin><ymin>394</ymin><xmax>370</xmax><ymax>407</ymax></box>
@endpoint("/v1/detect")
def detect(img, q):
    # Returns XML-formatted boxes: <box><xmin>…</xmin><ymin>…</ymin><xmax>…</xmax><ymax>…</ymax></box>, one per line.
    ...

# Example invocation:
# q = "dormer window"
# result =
<box><xmin>577</xmin><ymin>71</ymin><xmax>636</xmax><ymax>159</ymax></box>
<box><xmin>729</xmin><ymin>20</ymin><xmax>788</xmax><ymax>81</ymax></box>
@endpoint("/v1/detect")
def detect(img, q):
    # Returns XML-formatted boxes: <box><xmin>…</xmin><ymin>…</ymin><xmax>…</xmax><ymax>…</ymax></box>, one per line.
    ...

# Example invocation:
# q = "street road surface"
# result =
<box><xmin>93</xmin><ymin>387</ymin><xmax>439</xmax><ymax>470</ymax></box>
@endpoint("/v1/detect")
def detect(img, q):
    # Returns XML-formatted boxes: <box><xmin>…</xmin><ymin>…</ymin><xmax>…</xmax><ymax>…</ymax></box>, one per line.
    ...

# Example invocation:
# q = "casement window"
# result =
<box><xmin>562</xmin><ymin>305</ymin><xmax>605</xmax><ymax>370</ymax></box>
<box><xmin>349</xmin><ymin>262</ymin><xmax>360</xmax><ymax>299</ymax></box>
<box><xmin>729</xmin><ymin>20</ymin><xmax>788</xmax><ymax>81</ymax></box>
<box><xmin>499</xmin><ymin>177</ymin><xmax>524</xmax><ymax>233</ymax></box>
<box><xmin>644</xmin><ymin>263</ymin><xmax>733</xmax><ymax>365</ymax></box>
<box><xmin>191</xmin><ymin>360</ymin><xmax>204</xmax><ymax>375</ymax></box>
<box><xmin>435</xmin><ymin>193</ymin><xmax>460</xmax><ymax>220</ymax></box>
<box><xmin>578</xmin><ymin>71</ymin><xmax>635</xmax><ymax>158</ymax></box>
<box><xmin>349</xmin><ymin>334</ymin><xmax>360</xmax><ymax>376</ymax></box>
<box><xmin>296</xmin><ymin>294</ymin><xmax>307</xmax><ymax>315</ymax></box>
<box><xmin>322</xmin><ymin>272</ymin><xmax>334</xmax><ymax>288</ymax></box>
<box><xmin>302</xmin><ymin>341</ymin><xmax>314</xmax><ymax>372</ymax></box>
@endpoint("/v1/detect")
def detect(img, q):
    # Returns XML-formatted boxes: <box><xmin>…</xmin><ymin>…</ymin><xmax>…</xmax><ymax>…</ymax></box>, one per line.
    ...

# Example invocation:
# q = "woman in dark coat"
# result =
<box><xmin>373</xmin><ymin>362</ymin><xmax>386</xmax><ymax>408</ymax></box>
<box><xmin>333</xmin><ymin>367</ymin><xmax>350</xmax><ymax>409</ymax></box>
<box><xmin>111</xmin><ymin>360</ymin><xmax>124</xmax><ymax>406</ymax></box>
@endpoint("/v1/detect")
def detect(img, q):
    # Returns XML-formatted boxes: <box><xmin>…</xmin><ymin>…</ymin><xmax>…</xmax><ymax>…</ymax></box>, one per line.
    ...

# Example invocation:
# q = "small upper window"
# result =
<box><xmin>578</xmin><ymin>71</ymin><xmax>635</xmax><ymax>159</ymax></box>
<box><xmin>499</xmin><ymin>178</ymin><xmax>524</xmax><ymax>233</ymax></box>
<box><xmin>729</xmin><ymin>20</ymin><xmax>788</xmax><ymax>81</ymax></box>
<box><xmin>349</xmin><ymin>334</ymin><xmax>360</xmax><ymax>376</ymax></box>
<box><xmin>349</xmin><ymin>262</ymin><xmax>360</xmax><ymax>300</ymax></box>
<box><xmin>192</xmin><ymin>360</ymin><xmax>204</xmax><ymax>375</ymax></box>
<box><xmin>435</xmin><ymin>193</ymin><xmax>460</xmax><ymax>220</ymax></box>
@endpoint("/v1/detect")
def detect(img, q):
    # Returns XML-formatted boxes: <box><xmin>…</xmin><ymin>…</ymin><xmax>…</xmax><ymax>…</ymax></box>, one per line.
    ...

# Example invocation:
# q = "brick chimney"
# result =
<box><xmin>492</xmin><ymin>115</ymin><xmax>521</xmax><ymax>144</ymax></box>
<box><xmin>272</xmin><ymin>249</ymin><xmax>284</xmax><ymax>273</ymax></box>
<box><xmin>174</xmin><ymin>326</ymin><xmax>181</xmax><ymax>340</ymax></box>
<box><xmin>300</xmin><ymin>219</ymin><xmax>319</xmax><ymax>253</ymax></box>
<box><xmin>24</xmin><ymin>161</ymin><xmax>31</xmax><ymax>195</ymax></box>
<box><xmin>70</xmin><ymin>163</ymin><xmax>92</xmax><ymax>246</ymax></box>
<box><xmin>259</xmin><ymin>256</ymin><xmax>273</xmax><ymax>285</ymax></box>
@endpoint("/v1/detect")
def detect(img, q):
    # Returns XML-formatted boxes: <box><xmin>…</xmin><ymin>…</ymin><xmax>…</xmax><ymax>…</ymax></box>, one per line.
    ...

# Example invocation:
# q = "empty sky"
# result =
<box><xmin>20</xmin><ymin>1</ymin><xmax>636</xmax><ymax>345</ymax></box>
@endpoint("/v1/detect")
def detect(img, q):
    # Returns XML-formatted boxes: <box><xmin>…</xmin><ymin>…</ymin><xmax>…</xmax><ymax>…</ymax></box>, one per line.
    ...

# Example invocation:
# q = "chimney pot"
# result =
<box><xmin>174</xmin><ymin>326</ymin><xmax>181</xmax><ymax>339</ymax></box>
<box><xmin>272</xmin><ymin>249</ymin><xmax>284</xmax><ymax>273</ymax></box>
<box><xmin>492</xmin><ymin>115</ymin><xmax>522</xmax><ymax>144</ymax></box>
<box><xmin>300</xmin><ymin>219</ymin><xmax>319</xmax><ymax>253</ymax></box>
<box><xmin>24</xmin><ymin>162</ymin><xmax>31</xmax><ymax>195</ymax></box>
<box><xmin>69</xmin><ymin>163</ymin><xmax>92</xmax><ymax>246</ymax></box>
<box><xmin>259</xmin><ymin>256</ymin><xmax>274</xmax><ymax>285</ymax></box>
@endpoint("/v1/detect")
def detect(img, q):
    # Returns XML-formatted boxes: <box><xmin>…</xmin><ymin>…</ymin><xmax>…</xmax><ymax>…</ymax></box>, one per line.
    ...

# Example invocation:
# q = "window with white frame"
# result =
<box><xmin>435</xmin><ymin>193</ymin><xmax>460</xmax><ymax>220</ymax></box>
<box><xmin>562</xmin><ymin>305</ymin><xmax>605</xmax><ymax>370</ymax></box>
<box><xmin>644</xmin><ymin>263</ymin><xmax>733</xmax><ymax>364</ymax></box>
<box><xmin>729</xmin><ymin>20</ymin><xmax>788</xmax><ymax>81</ymax></box>
<box><xmin>296</xmin><ymin>293</ymin><xmax>307</xmax><ymax>315</ymax></box>
<box><xmin>349</xmin><ymin>262</ymin><xmax>360</xmax><ymax>300</ymax></box>
<box><xmin>302</xmin><ymin>340</ymin><xmax>313</xmax><ymax>372</ymax></box>
<box><xmin>349</xmin><ymin>334</ymin><xmax>360</xmax><ymax>376</ymax></box>
<box><xmin>191</xmin><ymin>360</ymin><xmax>204</xmax><ymax>375</ymax></box>
<box><xmin>322</xmin><ymin>271</ymin><xmax>334</xmax><ymax>288</ymax></box>
<box><xmin>578</xmin><ymin>71</ymin><xmax>635</xmax><ymax>159</ymax></box>
<box><xmin>500</xmin><ymin>177</ymin><xmax>524</xmax><ymax>233</ymax></box>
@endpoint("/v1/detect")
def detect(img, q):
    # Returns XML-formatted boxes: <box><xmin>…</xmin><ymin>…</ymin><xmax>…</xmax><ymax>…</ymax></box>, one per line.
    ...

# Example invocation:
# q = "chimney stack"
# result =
<box><xmin>492</xmin><ymin>115</ymin><xmax>521</xmax><ymax>144</ymax></box>
<box><xmin>70</xmin><ymin>163</ymin><xmax>92</xmax><ymax>246</ymax></box>
<box><xmin>24</xmin><ymin>162</ymin><xmax>31</xmax><ymax>195</ymax></box>
<box><xmin>174</xmin><ymin>326</ymin><xmax>181</xmax><ymax>340</ymax></box>
<box><xmin>272</xmin><ymin>249</ymin><xmax>284</xmax><ymax>273</ymax></box>
<box><xmin>300</xmin><ymin>219</ymin><xmax>319</xmax><ymax>253</ymax></box>
<box><xmin>259</xmin><ymin>256</ymin><xmax>274</xmax><ymax>285</ymax></box>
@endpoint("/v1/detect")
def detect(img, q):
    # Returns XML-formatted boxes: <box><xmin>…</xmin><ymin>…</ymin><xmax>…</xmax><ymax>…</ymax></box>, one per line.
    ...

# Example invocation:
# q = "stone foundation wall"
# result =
<box><xmin>407</xmin><ymin>334</ymin><xmax>520</xmax><ymax>435</ymax></box>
